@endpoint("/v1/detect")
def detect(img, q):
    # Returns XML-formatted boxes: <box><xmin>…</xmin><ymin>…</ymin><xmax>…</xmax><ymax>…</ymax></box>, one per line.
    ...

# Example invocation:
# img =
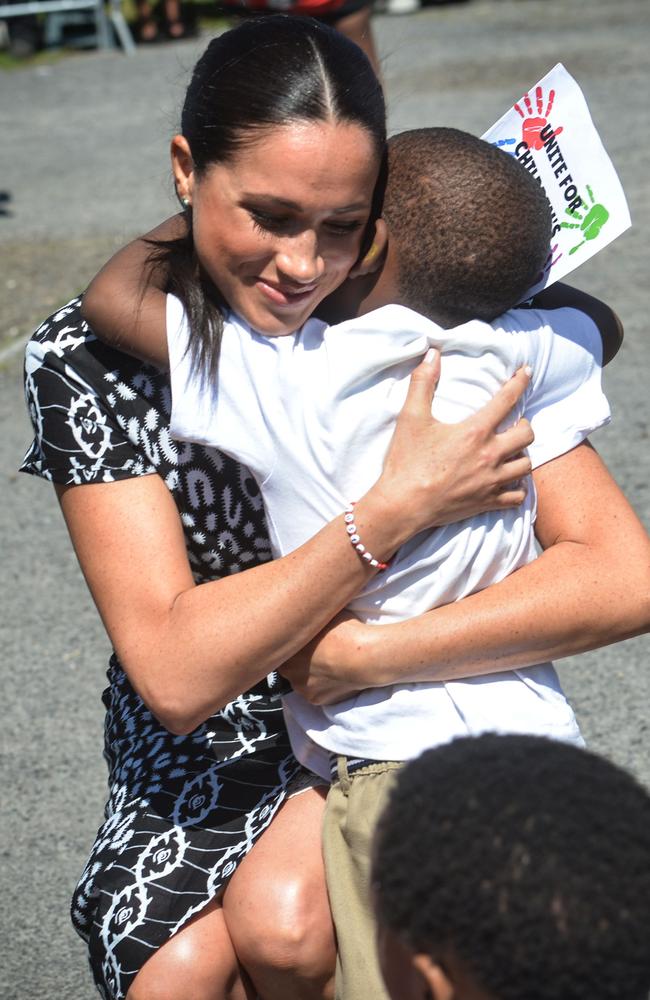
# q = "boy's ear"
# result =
<box><xmin>171</xmin><ymin>135</ymin><xmax>196</xmax><ymax>207</ymax></box>
<box><xmin>412</xmin><ymin>953</ymin><xmax>455</xmax><ymax>1000</ymax></box>
<box><xmin>349</xmin><ymin>218</ymin><xmax>389</xmax><ymax>279</ymax></box>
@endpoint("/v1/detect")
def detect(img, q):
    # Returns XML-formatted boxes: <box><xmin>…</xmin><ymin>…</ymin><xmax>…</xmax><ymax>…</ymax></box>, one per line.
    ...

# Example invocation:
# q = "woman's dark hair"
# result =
<box><xmin>152</xmin><ymin>15</ymin><xmax>386</xmax><ymax>379</ymax></box>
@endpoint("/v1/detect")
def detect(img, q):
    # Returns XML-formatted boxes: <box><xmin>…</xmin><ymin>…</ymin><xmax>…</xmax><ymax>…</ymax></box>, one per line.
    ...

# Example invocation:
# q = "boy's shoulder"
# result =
<box><xmin>497</xmin><ymin>305</ymin><xmax>602</xmax><ymax>363</ymax></box>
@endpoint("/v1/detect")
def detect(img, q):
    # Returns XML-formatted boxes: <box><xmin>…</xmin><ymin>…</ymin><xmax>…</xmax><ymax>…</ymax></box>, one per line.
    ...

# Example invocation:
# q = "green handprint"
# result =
<box><xmin>560</xmin><ymin>185</ymin><xmax>609</xmax><ymax>255</ymax></box>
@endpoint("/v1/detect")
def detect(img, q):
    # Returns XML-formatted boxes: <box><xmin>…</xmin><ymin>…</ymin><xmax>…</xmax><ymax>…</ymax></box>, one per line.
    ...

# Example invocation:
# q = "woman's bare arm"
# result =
<box><xmin>282</xmin><ymin>441</ymin><xmax>650</xmax><ymax>704</ymax></box>
<box><xmin>83</xmin><ymin>237</ymin><xmax>624</xmax><ymax>372</ymax></box>
<box><xmin>56</xmin><ymin>473</ymin><xmax>377</xmax><ymax>735</ymax></box>
<box><xmin>55</xmin><ymin>361</ymin><xmax>534</xmax><ymax>734</ymax></box>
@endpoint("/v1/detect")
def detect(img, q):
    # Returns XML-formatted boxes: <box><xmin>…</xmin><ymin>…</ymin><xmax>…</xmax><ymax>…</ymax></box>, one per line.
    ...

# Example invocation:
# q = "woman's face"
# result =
<box><xmin>172</xmin><ymin>121</ymin><xmax>380</xmax><ymax>336</ymax></box>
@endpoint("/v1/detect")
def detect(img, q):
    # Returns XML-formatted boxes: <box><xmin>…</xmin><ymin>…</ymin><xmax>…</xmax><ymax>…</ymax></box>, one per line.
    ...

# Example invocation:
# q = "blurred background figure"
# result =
<box><xmin>134</xmin><ymin>0</ymin><xmax>194</xmax><ymax>40</ymax></box>
<box><xmin>223</xmin><ymin>0</ymin><xmax>379</xmax><ymax>77</ymax></box>
<box><xmin>2</xmin><ymin>0</ymin><xmax>40</xmax><ymax>55</ymax></box>
<box><xmin>378</xmin><ymin>0</ymin><xmax>418</xmax><ymax>17</ymax></box>
<box><xmin>377</xmin><ymin>0</ymin><xmax>473</xmax><ymax>21</ymax></box>
<box><xmin>373</xmin><ymin>734</ymin><xmax>650</xmax><ymax>1000</ymax></box>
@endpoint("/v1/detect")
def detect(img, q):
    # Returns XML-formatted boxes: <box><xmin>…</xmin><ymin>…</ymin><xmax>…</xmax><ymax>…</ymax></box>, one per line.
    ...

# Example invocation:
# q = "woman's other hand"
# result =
<box><xmin>280</xmin><ymin>612</ymin><xmax>368</xmax><ymax>705</ymax></box>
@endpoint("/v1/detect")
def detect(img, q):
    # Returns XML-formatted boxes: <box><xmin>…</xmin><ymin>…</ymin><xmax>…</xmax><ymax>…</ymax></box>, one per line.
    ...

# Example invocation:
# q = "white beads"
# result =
<box><xmin>343</xmin><ymin>503</ymin><xmax>388</xmax><ymax>572</ymax></box>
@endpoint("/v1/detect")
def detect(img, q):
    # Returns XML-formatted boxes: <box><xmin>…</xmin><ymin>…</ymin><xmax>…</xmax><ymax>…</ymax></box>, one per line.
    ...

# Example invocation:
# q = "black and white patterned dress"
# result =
<box><xmin>21</xmin><ymin>298</ymin><xmax>302</xmax><ymax>1000</ymax></box>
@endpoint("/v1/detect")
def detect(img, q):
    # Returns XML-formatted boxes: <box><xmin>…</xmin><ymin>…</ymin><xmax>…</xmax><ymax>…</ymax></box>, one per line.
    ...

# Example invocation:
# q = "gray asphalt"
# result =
<box><xmin>1</xmin><ymin>1</ymin><xmax>649</xmax><ymax>996</ymax></box>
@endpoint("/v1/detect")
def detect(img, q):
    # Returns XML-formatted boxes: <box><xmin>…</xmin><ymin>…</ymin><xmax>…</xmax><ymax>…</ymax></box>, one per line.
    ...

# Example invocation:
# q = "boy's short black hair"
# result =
<box><xmin>373</xmin><ymin>734</ymin><xmax>650</xmax><ymax>1000</ymax></box>
<box><xmin>383</xmin><ymin>128</ymin><xmax>552</xmax><ymax>326</ymax></box>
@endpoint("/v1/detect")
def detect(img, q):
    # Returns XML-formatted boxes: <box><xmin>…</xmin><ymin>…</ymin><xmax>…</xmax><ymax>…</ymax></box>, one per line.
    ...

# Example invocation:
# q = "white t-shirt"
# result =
<box><xmin>168</xmin><ymin>298</ymin><xmax>610</xmax><ymax>778</ymax></box>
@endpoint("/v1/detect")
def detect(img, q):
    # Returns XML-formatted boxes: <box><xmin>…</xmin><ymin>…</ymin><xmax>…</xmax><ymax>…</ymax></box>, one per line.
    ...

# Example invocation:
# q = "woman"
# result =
<box><xmin>22</xmin><ymin>15</ymin><xmax>650</xmax><ymax>1000</ymax></box>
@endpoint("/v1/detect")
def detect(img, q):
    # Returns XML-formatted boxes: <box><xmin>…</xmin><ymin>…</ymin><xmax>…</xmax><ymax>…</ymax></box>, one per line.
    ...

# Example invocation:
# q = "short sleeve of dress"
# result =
<box><xmin>21</xmin><ymin>297</ymin><xmax>273</xmax><ymax>581</ymax></box>
<box><xmin>21</xmin><ymin>297</ymin><xmax>164</xmax><ymax>485</ymax></box>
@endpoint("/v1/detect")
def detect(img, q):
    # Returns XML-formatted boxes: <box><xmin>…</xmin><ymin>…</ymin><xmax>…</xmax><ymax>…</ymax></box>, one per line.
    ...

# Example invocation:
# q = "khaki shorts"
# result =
<box><xmin>323</xmin><ymin>757</ymin><xmax>404</xmax><ymax>1000</ymax></box>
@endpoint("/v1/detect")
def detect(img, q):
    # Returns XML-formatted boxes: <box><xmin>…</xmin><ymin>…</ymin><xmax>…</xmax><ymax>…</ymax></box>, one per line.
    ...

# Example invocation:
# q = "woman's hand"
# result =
<box><xmin>280</xmin><ymin>612</ymin><xmax>368</xmax><ymax>705</ymax></box>
<box><xmin>359</xmin><ymin>351</ymin><xmax>535</xmax><ymax>549</ymax></box>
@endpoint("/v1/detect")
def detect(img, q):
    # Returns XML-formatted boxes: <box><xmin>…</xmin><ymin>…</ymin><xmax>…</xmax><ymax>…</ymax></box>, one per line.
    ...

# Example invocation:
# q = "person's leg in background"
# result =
<box><xmin>133</xmin><ymin>0</ymin><xmax>191</xmax><ymax>41</ymax></box>
<box><xmin>328</xmin><ymin>2</ymin><xmax>381</xmax><ymax>79</ymax></box>
<box><xmin>222</xmin><ymin>1</ymin><xmax>381</xmax><ymax>80</ymax></box>
<box><xmin>4</xmin><ymin>0</ymin><xmax>40</xmax><ymax>56</ymax></box>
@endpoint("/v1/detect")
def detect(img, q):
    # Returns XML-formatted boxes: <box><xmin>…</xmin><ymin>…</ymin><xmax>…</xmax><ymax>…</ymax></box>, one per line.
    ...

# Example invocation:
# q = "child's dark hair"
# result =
<box><xmin>152</xmin><ymin>15</ymin><xmax>386</xmax><ymax>380</ymax></box>
<box><xmin>383</xmin><ymin>128</ymin><xmax>552</xmax><ymax>327</ymax></box>
<box><xmin>373</xmin><ymin>734</ymin><xmax>650</xmax><ymax>1000</ymax></box>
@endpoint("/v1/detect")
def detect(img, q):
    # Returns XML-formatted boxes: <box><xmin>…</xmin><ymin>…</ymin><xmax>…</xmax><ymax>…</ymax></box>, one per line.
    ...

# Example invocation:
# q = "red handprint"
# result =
<box><xmin>515</xmin><ymin>86</ymin><xmax>563</xmax><ymax>151</ymax></box>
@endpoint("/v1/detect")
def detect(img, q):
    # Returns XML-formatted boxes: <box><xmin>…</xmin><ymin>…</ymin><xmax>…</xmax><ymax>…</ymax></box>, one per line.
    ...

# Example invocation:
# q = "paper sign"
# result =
<box><xmin>481</xmin><ymin>63</ymin><xmax>631</xmax><ymax>298</ymax></box>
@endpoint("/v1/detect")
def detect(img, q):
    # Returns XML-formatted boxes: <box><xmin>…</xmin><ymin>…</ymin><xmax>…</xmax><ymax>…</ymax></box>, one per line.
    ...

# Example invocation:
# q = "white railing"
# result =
<box><xmin>0</xmin><ymin>0</ymin><xmax>135</xmax><ymax>53</ymax></box>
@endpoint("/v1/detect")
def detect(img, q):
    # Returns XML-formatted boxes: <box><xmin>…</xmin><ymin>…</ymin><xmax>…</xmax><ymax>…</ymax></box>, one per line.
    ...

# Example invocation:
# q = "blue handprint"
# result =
<box><xmin>492</xmin><ymin>137</ymin><xmax>518</xmax><ymax>157</ymax></box>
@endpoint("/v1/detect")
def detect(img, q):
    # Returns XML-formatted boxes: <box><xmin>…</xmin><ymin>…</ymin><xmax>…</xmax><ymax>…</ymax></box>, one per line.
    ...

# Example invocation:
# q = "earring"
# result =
<box><xmin>180</xmin><ymin>195</ymin><xmax>191</xmax><ymax>208</ymax></box>
<box><xmin>363</xmin><ymin>242</ymin><xmax>380</xmax><ymax>264</ymax></box>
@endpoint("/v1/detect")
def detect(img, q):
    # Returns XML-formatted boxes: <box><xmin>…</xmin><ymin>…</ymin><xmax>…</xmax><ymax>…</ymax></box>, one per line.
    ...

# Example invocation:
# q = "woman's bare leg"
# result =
<box><xmin>126</xmin><ymin>898</ymin><xmax>253</xmax><ymax>1000</ymax></box>
<box><xmin>126</xmin><ymin>786</ymin><xmax>334</xmax><ymax>1000</ymax></box>
<box><xmin>163</xmin><ymin>0</ymin><xmax>185</xmax><ymax>36</ymax></box>
<box><xmin>224</xmin><ymin>786</ymin><xmax>336</xmax><ymax>1000</ymax></box>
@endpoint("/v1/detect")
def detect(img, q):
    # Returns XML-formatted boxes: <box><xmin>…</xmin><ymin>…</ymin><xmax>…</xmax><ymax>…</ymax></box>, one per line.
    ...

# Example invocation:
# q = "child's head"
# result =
<box><xmin>381</xmin><ymin>128</ymin><xmax>552</xmax><ymax>327</ymax></box>
<box><xmin>372</xmin><ymin>734</ymin><xmax>650</xmax><ymax>1000</ymax></box>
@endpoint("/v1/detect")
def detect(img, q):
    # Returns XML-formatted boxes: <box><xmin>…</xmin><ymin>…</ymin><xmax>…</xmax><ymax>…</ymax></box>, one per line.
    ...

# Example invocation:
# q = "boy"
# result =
<box><xmin>373</xmin><ymin>734</ymin><xmax>650</xmax><ymax>1000</ymax></box>
<box><xmin>83</xmin><ymin>127</ymin><xmax>619</xmax><ymax>999</ymax></box>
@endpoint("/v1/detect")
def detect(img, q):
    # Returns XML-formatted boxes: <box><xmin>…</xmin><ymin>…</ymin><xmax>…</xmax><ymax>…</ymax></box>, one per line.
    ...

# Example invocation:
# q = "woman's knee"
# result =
<box><xmin>227</xmin><ymin>868</ymin><xmax>335</xmax><ymax>977</ymax></box>
<box><xmin>224</xmin><ymin>868</ymin><xmax>336</xmax><ymax>979</ymax></box>
<box><xmin>223</xmin><ymin>786</ymin><xmax>336</xmax><ymax>991</ymax></box>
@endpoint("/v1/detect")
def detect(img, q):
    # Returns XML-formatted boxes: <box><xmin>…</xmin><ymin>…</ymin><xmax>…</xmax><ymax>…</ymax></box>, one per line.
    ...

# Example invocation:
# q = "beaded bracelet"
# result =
<box><xmin>344</xmin><ymin>503</ymin><xmax>389</xmax><ymax>571</ymax></box>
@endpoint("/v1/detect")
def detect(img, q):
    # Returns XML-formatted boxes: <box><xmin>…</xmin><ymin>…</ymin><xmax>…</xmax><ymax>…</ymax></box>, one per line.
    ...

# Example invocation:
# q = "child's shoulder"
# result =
<box><xmin>499</xmin><ymin>304</ymin><xmax>596</xmax><ymax>335</ymax></box>
<box><xmin>496</xmin><ymin>305</ymin><xmax>600</xmax><ymax>357</ymax></box>
<box><xmin>497</xmin><ymin>307</ymin><xmax>605</xmax><ymax>408</ymax></box>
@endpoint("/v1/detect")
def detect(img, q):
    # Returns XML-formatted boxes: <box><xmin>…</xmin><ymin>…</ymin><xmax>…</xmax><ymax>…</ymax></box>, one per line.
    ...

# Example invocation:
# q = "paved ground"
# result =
<box><xmin>1</xmin><ymin>1</ymin><xmax>649</xmax><ymax>996</ymax></box>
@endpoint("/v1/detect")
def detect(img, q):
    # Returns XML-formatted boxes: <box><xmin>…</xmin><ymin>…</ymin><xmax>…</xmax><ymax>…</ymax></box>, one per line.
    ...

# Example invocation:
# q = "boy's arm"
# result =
<box><xmin>80</xmin><ymin>213</ymin><xmax>188</xmax><ymax>368</ymax></box>
<box><xmin>529</xmin><ymin>282</ymin><xmax>623</xmax><ymax>365</ymax></box>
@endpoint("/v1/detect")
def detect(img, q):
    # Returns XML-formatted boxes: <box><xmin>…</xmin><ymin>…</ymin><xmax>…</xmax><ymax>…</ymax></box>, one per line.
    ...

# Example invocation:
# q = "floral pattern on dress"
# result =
<box><xmin>21</xmin><ymin>298</ymin><xmax>297</xmax><ymax>999</ymax></box>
